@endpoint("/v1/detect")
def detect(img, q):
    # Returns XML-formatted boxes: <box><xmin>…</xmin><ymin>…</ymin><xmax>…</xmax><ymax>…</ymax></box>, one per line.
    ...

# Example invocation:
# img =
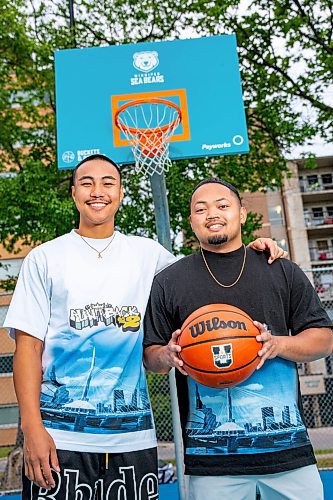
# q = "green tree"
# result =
<box><xmin>201</xmin><ymin>0</ymin><xmax>332</xmax><ymax>147</ymax></box>
<box><xmin>0</xmin><ymin>0</ymin><xmax>330</xmax><ymax>484</ymax></box>
<box><xmin>0</xmin><ymin>0</ymin><xmax>331</xmax><ymax>263</ymax></box>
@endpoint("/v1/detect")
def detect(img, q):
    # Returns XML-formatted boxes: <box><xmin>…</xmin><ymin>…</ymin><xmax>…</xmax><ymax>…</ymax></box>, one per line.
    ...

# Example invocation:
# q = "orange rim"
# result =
<box><xmin>114</xmin><ymin>98</ymin><xmax>182</xmax><ymax>136</ymax></box>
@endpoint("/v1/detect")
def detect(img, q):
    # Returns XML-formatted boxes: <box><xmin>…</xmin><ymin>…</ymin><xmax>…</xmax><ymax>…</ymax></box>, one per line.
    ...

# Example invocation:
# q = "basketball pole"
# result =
<box><xmin>149</xmin><ymin>172</ymin><xmax>188</xmax><ymax>500</ymax></box>
<box><xmin>68</xmin><ymin>0</ymin><xmax>76</xmax><ymax>47</ymax></box>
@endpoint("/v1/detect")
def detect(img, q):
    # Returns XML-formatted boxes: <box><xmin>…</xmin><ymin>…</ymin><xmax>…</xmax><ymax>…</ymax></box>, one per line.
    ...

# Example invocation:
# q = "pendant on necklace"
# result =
<box><xmin>98</xmin><ymin>253</ymin><xmax>102</xmax><ymax>259</ymax></box>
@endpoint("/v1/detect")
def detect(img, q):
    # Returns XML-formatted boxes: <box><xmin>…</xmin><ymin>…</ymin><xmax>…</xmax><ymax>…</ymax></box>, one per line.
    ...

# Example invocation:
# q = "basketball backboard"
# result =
<box><xmin>55</xmin><ymin>35</ymin><xmax>249</xmax><ymax>169</ymax></box>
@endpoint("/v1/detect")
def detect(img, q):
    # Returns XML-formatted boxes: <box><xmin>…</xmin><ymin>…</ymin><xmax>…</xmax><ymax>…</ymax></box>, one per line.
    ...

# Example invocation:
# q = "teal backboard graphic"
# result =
<box><xmin>55</xmin><ymin>35</ymin><xmax>249</xmax><ymax>169</ymax></box>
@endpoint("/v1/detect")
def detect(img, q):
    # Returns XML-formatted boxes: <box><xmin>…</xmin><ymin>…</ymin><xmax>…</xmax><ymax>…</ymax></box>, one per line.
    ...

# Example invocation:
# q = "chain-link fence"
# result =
<box><xmin>1</xmin><ymin>266</ymin><xmax>333</xmax><ymax>492</ymax></box>
<box><xmin>0</xmin><ymin>292</ymin><xmax>22</xmax><ymax>493</ymax></box>
<box><xmin>300</xmin><ymin>267</ymin><xmax>333</xmax><ymax>470</ymax></box>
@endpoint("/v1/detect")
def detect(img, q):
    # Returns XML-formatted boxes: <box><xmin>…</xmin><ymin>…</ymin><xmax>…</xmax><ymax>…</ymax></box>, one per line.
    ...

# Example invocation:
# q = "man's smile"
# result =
<box><xmin>206</xmin><ymin>222</ymin><xmax>225</xmax><ymax>231</ymax></box>
<box><xmin>86</xmin><ymin>200</ymin><xmax>109</xmax><ymax>210</ymax></box>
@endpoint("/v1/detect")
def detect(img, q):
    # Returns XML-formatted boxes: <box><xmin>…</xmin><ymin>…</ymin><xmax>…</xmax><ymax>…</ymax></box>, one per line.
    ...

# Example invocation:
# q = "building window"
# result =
<box><xmin>326</xmin><ymin>206</ymin><xmax>333</xmax><ymax>218</ymax></box>
<box><xmin>268</xmin><ymin>205</ymin><xmax>284</xmax><ymax>226</ymax></box>
<box><xmin>310</xmin><ymin>240</ymin><xmax>333</xmax><ymax>261</ymax></box>
<box><xmin>276</xmin><ymin>239</ymin><xmax>289</xmax><ymax>253</ymax></box>
<box><xmin>322</xmin><ymin>173</ymin><xmax>333</xmax><ymax>187</ymax></box>
<box><xmin>0</xmin><ymin>405</ymin><xmax>19</xmax><ymax>426</ymax></box>
<box><xmin>0</xmin><ymin>355</ymin><xmax>13</xmax><ymax>374</ymax></box>
<box><xmin>317</xmin><ymin>241</ymin><xmax>329</xmax><ymax>251</ymax></box>
<box><xmin>307</xmin><ymin>175</ymin><xmax>318</xmax><ymax>186</ymax></box>
<box><xmin>312</xmin><ymin>207</ymin><xmax>324</xmax><ymax>219</ymax></box>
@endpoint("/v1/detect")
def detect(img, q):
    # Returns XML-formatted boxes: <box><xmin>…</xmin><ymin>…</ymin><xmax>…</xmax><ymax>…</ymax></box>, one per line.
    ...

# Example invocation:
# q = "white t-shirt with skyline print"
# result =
<box><xmin>5</xmin><ymin>230</ymin><xmax>175</xmax><ymax>453</ymax></box>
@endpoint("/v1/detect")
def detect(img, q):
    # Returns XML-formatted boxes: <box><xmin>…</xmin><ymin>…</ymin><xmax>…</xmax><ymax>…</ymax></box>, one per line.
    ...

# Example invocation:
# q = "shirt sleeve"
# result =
<box><xmin>4</xmin><ymin>254</ymin><xmax>50</xmax><ymax>341</ymax></box>
<box><xmin>143</xmin><ymin>276</ymin><xmax>175</xmax><ymax>347</ymax></box>
<box><xmin>289</xmin><ymin>264</ymin><xmax>333</xmax><ymax>335</ymax></box>
<box><xmin>155</xmin><ymin>244</ymin><xmax>176</xmax><ymax>275</ymax></box>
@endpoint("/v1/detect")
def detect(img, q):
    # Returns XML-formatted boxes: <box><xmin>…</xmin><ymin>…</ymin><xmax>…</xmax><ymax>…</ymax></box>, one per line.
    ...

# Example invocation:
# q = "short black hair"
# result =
<box><xmin>190</xmin><ymin>177</ymin><xmax>242</xmax><ymax>205</ymax></box>
<box><xmin>70</xmin><ymin>154</ymin><xmax>122</xmax><ymax>187</ymax></box>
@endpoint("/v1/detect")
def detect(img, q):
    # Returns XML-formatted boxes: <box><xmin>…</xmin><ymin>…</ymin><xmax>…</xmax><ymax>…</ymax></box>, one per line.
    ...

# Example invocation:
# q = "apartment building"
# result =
<box><xmin>242</xmin><ymin>155</ymin><xmax>333</xmax><ymax>292</ymax></box>
<box><xmin>282</xmin><ymin>156</ymin><xmax>332</xmax><ymax>310</ymax></box>
<box><xmin>242</xmin><ymin>155</ymin><xmax>333</xmax><ymax>429</ymax></box>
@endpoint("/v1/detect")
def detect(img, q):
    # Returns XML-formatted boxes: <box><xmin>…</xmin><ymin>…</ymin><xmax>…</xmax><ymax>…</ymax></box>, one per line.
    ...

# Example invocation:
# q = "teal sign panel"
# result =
<box><xmin>55</xmin><ymin>35</ymin><xmax>249</xmax><ymax>168</ymax></box>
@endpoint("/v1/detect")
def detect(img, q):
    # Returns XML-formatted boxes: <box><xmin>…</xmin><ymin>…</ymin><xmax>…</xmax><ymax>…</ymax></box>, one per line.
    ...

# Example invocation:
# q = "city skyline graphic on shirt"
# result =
<box><xmin>40</xmin><ymin>321</ymin><xmax>153</xmax><ymax>434</ymax></box>
<box><xmin>186</xmin><ymin>357</ymin><xmax>310</xmax><ymax>455</ymax></box>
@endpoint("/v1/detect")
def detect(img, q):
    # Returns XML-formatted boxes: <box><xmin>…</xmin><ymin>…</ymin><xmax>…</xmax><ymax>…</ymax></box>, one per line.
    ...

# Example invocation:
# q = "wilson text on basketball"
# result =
<box><xmin>189</xmin><ymin>317</ymin><xmax>247</xmax><ymax>338</ymax></box>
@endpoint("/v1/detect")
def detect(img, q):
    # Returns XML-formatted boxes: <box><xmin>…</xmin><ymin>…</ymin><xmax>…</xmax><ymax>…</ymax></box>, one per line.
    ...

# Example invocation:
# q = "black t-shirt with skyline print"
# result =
<box><xmin>144</xmin><ymin>247</ymin><xmax>332</xmax><ymax>476</ymax></box>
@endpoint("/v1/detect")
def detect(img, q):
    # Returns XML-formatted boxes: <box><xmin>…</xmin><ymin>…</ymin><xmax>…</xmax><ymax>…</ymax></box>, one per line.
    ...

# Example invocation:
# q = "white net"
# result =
<box><xmin>115</xmin><ymin>99</ymin><xmax>181</xmax><ymax>176</ymax></box>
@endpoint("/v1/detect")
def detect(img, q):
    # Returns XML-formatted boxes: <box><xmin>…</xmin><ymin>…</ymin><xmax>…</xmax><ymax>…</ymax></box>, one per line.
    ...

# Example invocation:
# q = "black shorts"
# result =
<box><xmin>22</xmin><ymin>447</ymin><xmax>158</xmax><ymax>499</ymax></box>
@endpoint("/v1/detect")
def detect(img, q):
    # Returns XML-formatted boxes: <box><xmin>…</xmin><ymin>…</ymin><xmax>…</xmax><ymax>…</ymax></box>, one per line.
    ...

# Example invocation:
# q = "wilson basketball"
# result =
<box><xmin>177</xmin><ymin>304</ymin><xmax>261</xmax><ymax>388</ymax></box>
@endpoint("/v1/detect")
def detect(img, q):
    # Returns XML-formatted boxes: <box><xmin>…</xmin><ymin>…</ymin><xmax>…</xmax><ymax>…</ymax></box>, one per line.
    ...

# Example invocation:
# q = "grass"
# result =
<box><xmin>317</xmin><ymin>457</ymin><xmax>333</xmax><ymax>468</ymax></box>
<box><xmin>0</xmin><ymin>447</ymin><xmax>13</xmax><ymax>459</ymax></box>
<box><xmin>315</xmin><ymin>449</ymin><xmax>333</xmax><ymax>469</ymax></box>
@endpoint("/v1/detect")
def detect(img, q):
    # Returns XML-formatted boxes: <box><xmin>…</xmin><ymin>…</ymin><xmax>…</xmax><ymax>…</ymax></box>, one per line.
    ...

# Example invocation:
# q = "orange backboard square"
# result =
<box><xmin>111</xmin><ymin>89</ymin><xmax>190</xmax><ymax>148</ymax></box>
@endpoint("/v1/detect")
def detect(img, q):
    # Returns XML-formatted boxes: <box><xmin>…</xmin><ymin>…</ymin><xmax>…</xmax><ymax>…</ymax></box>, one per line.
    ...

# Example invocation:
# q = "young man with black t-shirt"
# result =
<box><xmin>144</xmin><ymin>178</ymin><xmax>333</xmax><ymax>500</ymax></box>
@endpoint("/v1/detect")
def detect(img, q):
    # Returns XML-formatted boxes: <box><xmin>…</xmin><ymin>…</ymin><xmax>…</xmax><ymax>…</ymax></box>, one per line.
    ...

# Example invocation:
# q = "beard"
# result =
<box><xmin>207</xmin><ymin>234</ymin><xmax>228</xmax><ymax>245</ymax></box>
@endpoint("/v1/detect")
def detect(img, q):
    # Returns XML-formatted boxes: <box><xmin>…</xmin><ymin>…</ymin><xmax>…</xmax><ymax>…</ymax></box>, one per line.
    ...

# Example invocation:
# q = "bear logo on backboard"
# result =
<box><xmin>133</xmin><ymin>51</ymin><xmax>159</xmax><ymax>72</ymax></box>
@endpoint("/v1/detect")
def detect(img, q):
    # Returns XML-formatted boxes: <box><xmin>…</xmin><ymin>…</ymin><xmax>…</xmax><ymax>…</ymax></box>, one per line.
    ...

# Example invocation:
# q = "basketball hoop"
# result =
<box><xmin>114</xmin><ymin>98</ymin><xmax>182</xmax><ymax>176</ymax></box>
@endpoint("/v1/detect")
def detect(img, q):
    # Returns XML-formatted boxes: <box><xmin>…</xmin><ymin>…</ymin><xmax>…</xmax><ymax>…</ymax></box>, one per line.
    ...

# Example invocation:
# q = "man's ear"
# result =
<box><xmin>189</xmin><ymin>214</ymin><xmax>193</xmax><ymax>229</ymax></box>
<box><xmin>71</xmin><ymin>185</ymin><xmax>76</xmax><ymax>202</ymax></box>
<box><xmin>240</xmin><ymin>206</ymin><xmax>247</xmax><ymax>225</ymax></box>
<box><xmin>120</xmin><ymin>186</ymin><xmax>124</xmax><ymax>204</ymax></box>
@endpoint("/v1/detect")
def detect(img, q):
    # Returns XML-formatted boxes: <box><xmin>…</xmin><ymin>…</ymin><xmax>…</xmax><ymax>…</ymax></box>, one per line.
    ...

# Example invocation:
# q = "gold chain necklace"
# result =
<box><xmin>200</xmin><ymin>244</ymin><xmax>247</xmax><ymax>288</ymax></box>
<box><xmin>79</xmin><ymin>233</ymin><xmax>116</xmax><ymax>258</ymax></box>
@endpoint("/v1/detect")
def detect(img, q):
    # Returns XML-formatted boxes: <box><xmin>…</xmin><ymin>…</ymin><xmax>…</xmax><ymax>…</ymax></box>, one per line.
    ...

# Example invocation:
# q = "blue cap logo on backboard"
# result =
<box><xmin>62</xmin><ymin>151</ymin><xmax>75</xmax><ymax>163</ymax></box>
<box><xmin>133</xmin><ymin>51</ymin><xmax>159</xmax><ymax>73</ymax></box>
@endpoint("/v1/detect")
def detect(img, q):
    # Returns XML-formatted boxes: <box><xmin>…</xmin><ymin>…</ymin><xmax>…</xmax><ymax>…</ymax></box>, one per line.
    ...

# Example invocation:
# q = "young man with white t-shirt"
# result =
<box><xmin>5</xmin><ymin>156</ymin><xmax>286</xmax><ymax>499</ymax></box>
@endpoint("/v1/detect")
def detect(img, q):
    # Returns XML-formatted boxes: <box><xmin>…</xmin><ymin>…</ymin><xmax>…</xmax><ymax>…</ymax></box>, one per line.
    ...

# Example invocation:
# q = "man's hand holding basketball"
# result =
<box><xmin>163</xmin><ymin>330</ymin><xmax>188</xmax><ymax>376</ymax></box>
<box><xmin>144</xmin><ymin>330</ymin><xmax>188</xmax><ymax>375</ymax></box>
<box><xmin>254</xmin><ymin>321</ymin><xmax>285</xmax><ymax>369</ymax></box>
<box><xmin>254</xmin><ymin>321</ymin><xmax>332</xmax><ymax>369</ymax></box>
